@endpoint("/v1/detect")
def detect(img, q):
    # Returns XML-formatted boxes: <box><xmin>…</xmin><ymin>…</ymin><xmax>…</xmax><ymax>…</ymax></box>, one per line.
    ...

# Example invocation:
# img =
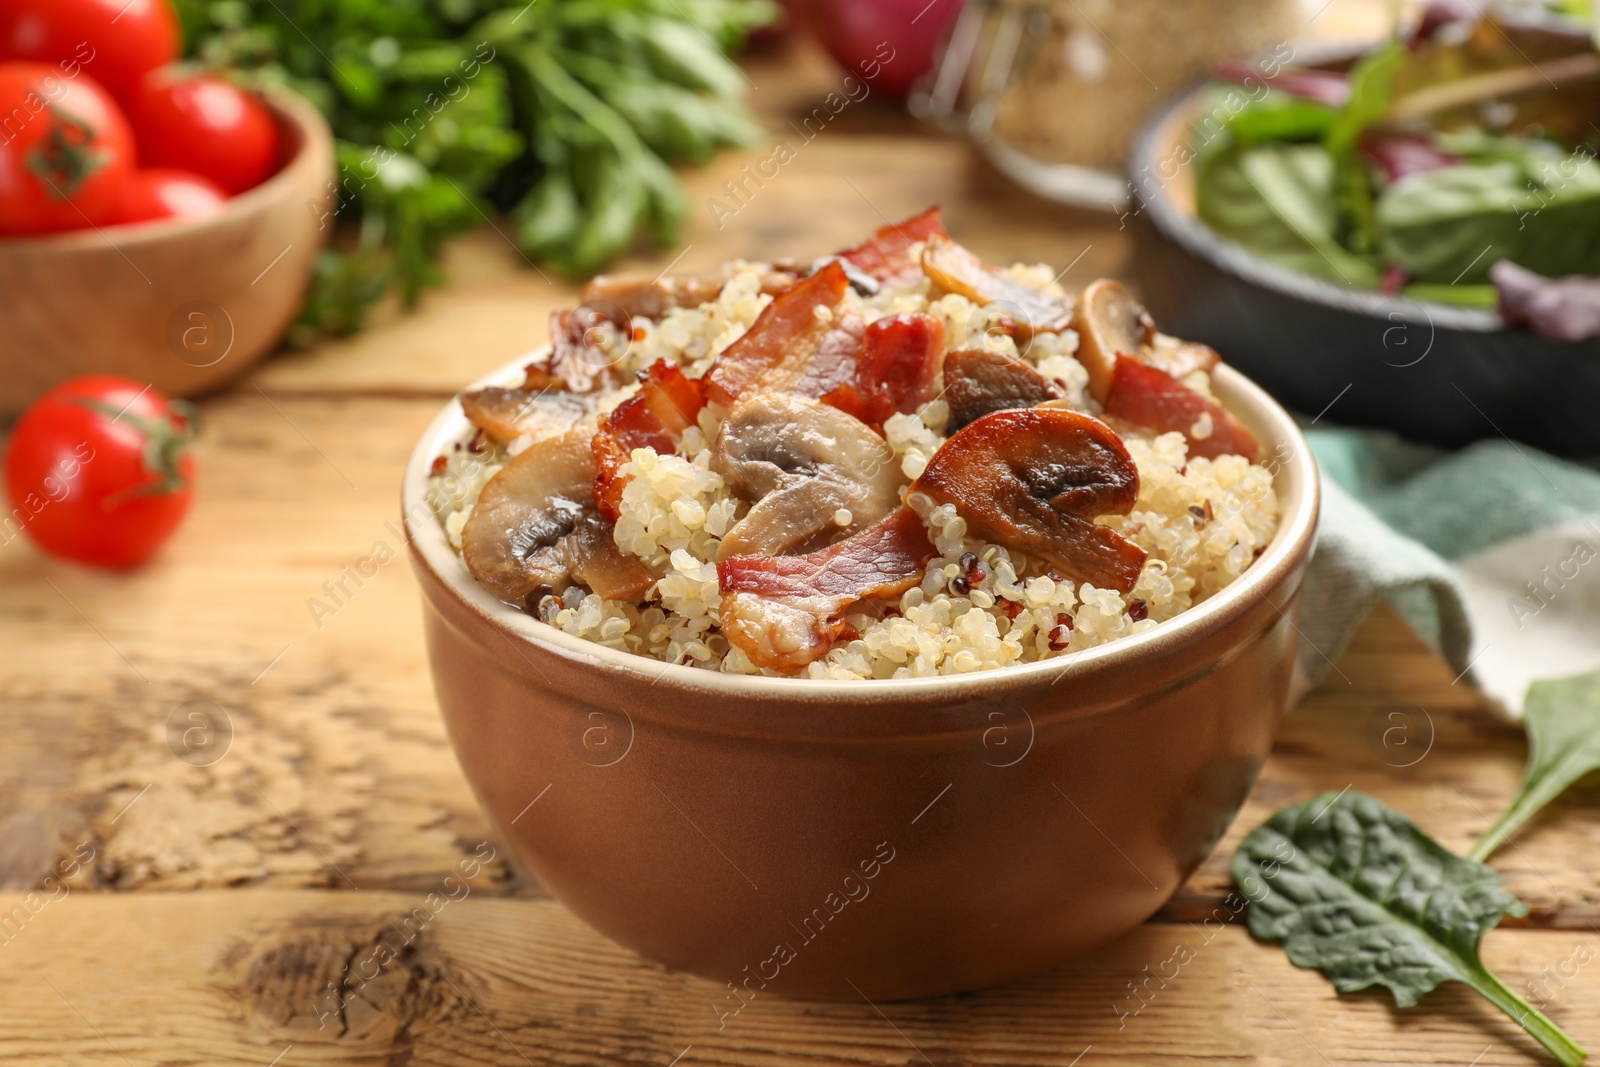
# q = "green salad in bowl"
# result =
<box><xmin>1193</xmin><ymin>1</ymin><xmax>1600</xmax><ymax>338</ymax></box>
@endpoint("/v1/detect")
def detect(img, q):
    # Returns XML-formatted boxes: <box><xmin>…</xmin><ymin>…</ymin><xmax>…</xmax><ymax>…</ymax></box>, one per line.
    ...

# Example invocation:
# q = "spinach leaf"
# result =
<box><xmin>1233</xmin><ymin>791</ymin><xmax>1587</xmax><ymax>1067</ymax></box>
<box><xmin>1470</xmin><ymin>666</ymin><xmax>1600</xmax><ymax>862</ymax></box>
<box><xmin>1197</xmin><ymin>143</ymin><xmax>1381</xmax><ymax>287</ymax></box>
<box><xmin>1377</xmin><ymin>152</ymin><xmax>1600</xmax><ymax>283</ymax></box>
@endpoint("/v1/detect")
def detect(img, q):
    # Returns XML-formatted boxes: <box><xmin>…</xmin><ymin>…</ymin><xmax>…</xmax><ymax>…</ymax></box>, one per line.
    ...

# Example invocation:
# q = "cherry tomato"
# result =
<box><xmin>129</xmin><ymin>71</ymin><xmax>280</xmax><ymax>195</ymax></box>
<box><xmin>113</xmin><ymin>167</ymin><xmax>227</xmax><ymax>225</ymax></box>
<box><xmin>0</xmin><ymin>62</ymin><xmax>134</xmax><ymax>233</ymax></box>
<box><xmin>4</xmin><ymin>375</ymin><xmax>196</xmax><ymax>568</ymax></box>
<box><xmin>0</xmin><ymin>0</ymin><xmax>178</xmax><ymax>102</ymax></box>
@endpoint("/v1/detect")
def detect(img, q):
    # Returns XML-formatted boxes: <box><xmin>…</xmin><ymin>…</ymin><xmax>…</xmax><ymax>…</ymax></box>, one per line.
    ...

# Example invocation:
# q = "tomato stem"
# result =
<box><xmin>24</xmin><ymin>106</ymin><xmax>108</xmax><ymax>199</ymax></box>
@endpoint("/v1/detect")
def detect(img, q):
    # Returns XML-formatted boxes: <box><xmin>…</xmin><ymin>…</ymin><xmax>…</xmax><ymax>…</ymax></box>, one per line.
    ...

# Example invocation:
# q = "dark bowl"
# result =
<box><xmin>1127</xmin><ymin>70</ymin><xmax>1600</xmax><ymax>457</ymax></box>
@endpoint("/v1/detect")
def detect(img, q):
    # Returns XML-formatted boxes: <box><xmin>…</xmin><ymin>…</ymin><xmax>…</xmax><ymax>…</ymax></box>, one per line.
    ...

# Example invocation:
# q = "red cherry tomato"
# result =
<box><xmin>129</xmin><ymin>71</ymin><xmax>280</xmax><ymax>195</ymax></box>
<box><xmin>113</xmin><ymin>167</ymin><xmax>227</xmax><ymax>225</ymax></box>
<box><xmin>0</xmin><ymin>0</ymin><xmax>178</xmax><ymax>102</ymax></box>
<box><xmin>4</xmin><ymin>375</ymin><xmax>196</xmax><ymax>568</ymax></box>
<box><xmin>0</xmin><ymin>62</ymin><xmax>134</xmax><ymax>234</ymax></box>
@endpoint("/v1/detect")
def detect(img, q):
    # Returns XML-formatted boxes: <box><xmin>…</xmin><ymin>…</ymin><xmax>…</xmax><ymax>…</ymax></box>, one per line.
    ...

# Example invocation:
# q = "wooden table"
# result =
<box><xmin>3</xmin><ymin>25</ymin><xmax>1596</xmax><ymax>1067</ymax></box>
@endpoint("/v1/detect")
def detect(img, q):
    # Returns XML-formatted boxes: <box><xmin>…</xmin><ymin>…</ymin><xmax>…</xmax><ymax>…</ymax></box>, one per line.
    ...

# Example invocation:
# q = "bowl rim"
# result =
<box><xmin>0</xmin><ymin>87</ymin><xmax>331</xmax><ymax>251</ymax></box>
<box><xmin>402</xmin><ymin>348</ymin><xmax>1320</xmax><ymax>698</ymax></box>
<box><xmin>1127</xmin><ymin>49</ymin><xmax>1508</xmax><ymax>334</ymax></box>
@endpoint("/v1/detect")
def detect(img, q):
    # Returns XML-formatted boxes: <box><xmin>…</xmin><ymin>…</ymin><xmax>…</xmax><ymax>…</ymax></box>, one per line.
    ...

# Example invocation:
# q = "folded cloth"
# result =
<box><xmin>1295</xmin><ymin>428</ymin><xmax>1600</xmax><ymax>718</ymax></box>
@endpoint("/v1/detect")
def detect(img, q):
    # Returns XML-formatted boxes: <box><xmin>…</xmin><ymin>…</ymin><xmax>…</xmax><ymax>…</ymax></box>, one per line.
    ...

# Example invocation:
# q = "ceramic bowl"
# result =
<box><xmin>402</xmin><ymin>354</ymin><xmax>1320</xmax><ymax>1000</ymax></box>
<box><xmin>0</xmin><ymin>89</ymin><xmax>333</xmax><ymax>415</ymax></box>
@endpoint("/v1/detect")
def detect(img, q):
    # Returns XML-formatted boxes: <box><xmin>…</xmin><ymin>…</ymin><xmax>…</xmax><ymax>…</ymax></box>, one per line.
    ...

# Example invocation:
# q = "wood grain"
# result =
<box><xmin>2</xmin><ymin>890</ymin><xmax>1593</xmax><ymax>1066</ymax></box>
<box><xmin>2</xmin><ymin>13</ymin><xmax>1597</xmax><ymax>1064</ymax></box>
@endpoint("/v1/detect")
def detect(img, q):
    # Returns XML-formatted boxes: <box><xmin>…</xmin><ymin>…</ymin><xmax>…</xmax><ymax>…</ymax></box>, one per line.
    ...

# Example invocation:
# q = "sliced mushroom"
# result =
<box><xmin>921</xmin><ymin>235</ymin><xmax>1073</xmax><ymax>338</ymax></box>
<box><xmin>941</xmin><ymin>347</ymin><xmax>1067</xmax><ymax>433</ymax></box>
<box><xmin>1146</xmin><ymin>333</ymin><xmax>1220</xmax><ymax>380</ymax></box>
<box><xmin>462</xmin><ymin>430</ymin><xmax>652</xmax><ymax>609</ymax></box>
<box><xmin>910</xmin><ymin>408</ymin><xmax>1147</xmax><ymax>593</ymax></box>
<box><xmin>718</xmin><ymin>506</ymin><xmax>936</xmax><ymax>671</ymax></box>
<box><xmin>712</xmin><ymin>393</ymin><xmax>901</xmax><ymax>560</ymax></box>
<box><xmin>1070</xmin><ymin>278</ymin><xmax>1156</xmax><ymax>403</ymax></box>
<box><xmin>580</xmin><ymin>266</ymin><xmax>799</xmax><ymax>320</ymax></box>
<box><xmin>460</xmin><ymin>387</ymin><xmax>598</xmax><ymax>448</ymax></box>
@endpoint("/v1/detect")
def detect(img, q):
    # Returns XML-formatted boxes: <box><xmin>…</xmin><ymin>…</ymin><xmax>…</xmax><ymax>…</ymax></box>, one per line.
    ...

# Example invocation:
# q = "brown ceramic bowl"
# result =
<box><xmin>403</xmin><ymin>354</ymin><xmax>1320</xmax><ymax>1000</ymax></box>
<box><xmin>0</xmin><ymin>89</ymin><xmax>333</xmax><ymax>416</ymax></box>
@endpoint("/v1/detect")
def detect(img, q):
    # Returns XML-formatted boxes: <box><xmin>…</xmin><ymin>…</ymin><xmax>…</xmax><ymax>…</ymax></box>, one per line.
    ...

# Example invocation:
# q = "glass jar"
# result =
<box><xmin>917</xmin><ymin>0</ymin><xmax>1306</xmax><ymax>210</ymax></box>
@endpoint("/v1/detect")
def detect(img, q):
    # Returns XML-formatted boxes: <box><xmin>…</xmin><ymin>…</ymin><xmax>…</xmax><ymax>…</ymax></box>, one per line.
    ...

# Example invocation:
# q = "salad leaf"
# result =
<box><xmin>1197</xmin><ymin>143</ymin><xmax>1381</xmax><ymax>287</ymax></box>
<box><xmin>1470</xmin><ymin>665</ymin><xmax>1600</xmax><ymax>861</ymax></box>
<box><xmin>1377</xmin><ymin>152</ymin><xmax>1600</xmax><ymax>283</ymax></box>
<box><xmin>1225</xmin><ymin>95</ymin><xmax>1340</xmax><ymax>145</ymax></box>
<box><xmin>1324</xmin><ymin>41</ymin><xmax>1401</xmax><ymax>256</ymax></box>
<box><xmin>1234</xmin><ymin>791</ymin><xmax>1587</xmax><ymax>1067</ymax></box>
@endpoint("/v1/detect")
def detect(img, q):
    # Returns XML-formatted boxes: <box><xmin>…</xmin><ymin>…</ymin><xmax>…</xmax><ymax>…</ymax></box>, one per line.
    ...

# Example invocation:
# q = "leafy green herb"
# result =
<box><xmin>174</xmin><ymin>0</ymin><xmax>774</xmax><ymax>341</ymax></box>
<box><xmin>1233</xmin><ymin>791</ymin><xmax>1587</xmax><ymax>1067</ymax></box>
<box><xmin>1471</xmin><ymin>666</ymin><xmax>1600</xmax><ymax>862</ymax></box>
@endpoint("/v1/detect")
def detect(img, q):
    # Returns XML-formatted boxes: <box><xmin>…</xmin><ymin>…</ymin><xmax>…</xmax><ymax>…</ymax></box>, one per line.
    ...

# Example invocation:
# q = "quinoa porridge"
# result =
<box><xmin>431</xmin><ymin>209</ymin><xmax>1280</xmax><ymax>679</ymax></box>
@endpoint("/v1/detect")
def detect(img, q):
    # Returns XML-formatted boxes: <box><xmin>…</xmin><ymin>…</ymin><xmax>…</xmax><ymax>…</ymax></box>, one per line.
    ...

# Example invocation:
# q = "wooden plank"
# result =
<box><xmin>2</xmin><ymin>394</ymin><xmax>1595</xmax><ymax>924</ymax></box>
<box><xmin>0</xmin><ymin>889</ymin><xmax>1592</xmax><ymax>1066</ymax></box>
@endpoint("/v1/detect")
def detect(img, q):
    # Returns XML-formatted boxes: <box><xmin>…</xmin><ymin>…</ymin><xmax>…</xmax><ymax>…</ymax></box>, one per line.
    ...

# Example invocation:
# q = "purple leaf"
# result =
<box><xmin>1492</xmin><ymin>260</ymin><xmax>1600</xmax><ymax>342</ymax></box>
<box><xmin>1213</xmin><ymin>59</ymin><xmax>1351</xmax><ymax>107</ymax></box>
<box><xmin>1361</xmin><ymin>133</ymin><xmax>1460</xmax><ymax>184</ymax></box>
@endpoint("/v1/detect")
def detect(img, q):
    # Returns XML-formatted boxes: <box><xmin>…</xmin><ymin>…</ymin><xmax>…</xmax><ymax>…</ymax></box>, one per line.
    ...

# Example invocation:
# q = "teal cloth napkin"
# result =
<box><xmin>1297</xmin><ymin>429</ymin><xmax>1600</xmax><ymax>717</ymax></box>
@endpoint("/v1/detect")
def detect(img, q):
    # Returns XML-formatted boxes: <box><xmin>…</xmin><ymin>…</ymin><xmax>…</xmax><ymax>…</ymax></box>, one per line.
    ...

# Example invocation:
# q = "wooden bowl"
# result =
<box><xmin>401</xmin><ymin>351</ymin><xmax>1320</xmax><ymax>1000</ymax></box>
<box><xmin>0</xmin><ymin>89</ymin><xmax>333</xmax><ymax>415</ymax></box>
<box><xmin>1127</xmin><ymin>52</ymin><xmax>1600</xmax><ymax>456</ymax></box>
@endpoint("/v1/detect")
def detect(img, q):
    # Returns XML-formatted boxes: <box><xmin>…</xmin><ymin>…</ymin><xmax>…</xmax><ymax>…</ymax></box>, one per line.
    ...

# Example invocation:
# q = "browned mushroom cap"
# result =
<box><xmin>462</xmin><ymin>430</ymin><xmax>652</xmax><ymax>608</ymax></box>
<box><xmin>910</xmin><ymin>407</ymin><xmax>1147</xmax><ymax>593</ymax></box>
<box><xmin>941</xmin><ymin>347</ymin><xmax>1067</xmax><ymax>433</ymax></box>
<box><xmin>460</xmin><ymin>387</ymin><xmax>598</xmax><ymax>448</ymax></box>
<box><xmin>921</xmin><ymin>236</ymin><xmax>1073</xmax><ymax>338</ymax></box>
<box><xmin>1070</xmin><ymin>279</ymin><xmax>1157</xmax><ymax>403</ymax></box>
<box><xmin>712</xmin><ymin>393</ymin><xmax>901</xmax><ymax>560</ymax></box>
<box><xmin>580</xmin><ymin>265</ymin><xmax>801</xmax><ymax>320</ymax></box>
<box><xmin>1145</xmin><ymin>333</ymin><xmax>1220</xmax><ymax>380</ymax></box>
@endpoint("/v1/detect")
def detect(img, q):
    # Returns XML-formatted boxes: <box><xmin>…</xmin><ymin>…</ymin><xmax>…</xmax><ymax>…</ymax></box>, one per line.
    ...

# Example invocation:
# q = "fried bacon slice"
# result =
<box><xmin>910</xmin><ymin>408</ymin><xmax>1147</xmax><ymax>593</ymax></box>
<box><xmin>819</xmin><ymin>312</ymin><xmax>945</xmax><ymax>430</ymax></box>
<box><xmin>921</xmin><ymin>236</ymin><xmax>1073</xmax><ymax>338</ymax></box>
<box><xmin>1102</xmin><ymin>355</ymin><xmax>1258</xmax><ymax>463</ymax></box>
<box><xmin>703</xmin><ymin>260</ymin><xmax>865</xmax><ymax>407</ymax></box>
<box><xmin>838</xmin><ymin>206</ymin><xmax>949</xmax><ymax>289</ymax></box>
<box><xmin>523</xmin><ymin>307</ymin><xmax>632</xmax><ymax>394</ymax></box>
<box><xmin>717</xmin><ymin>506</ymin><xmax>936</xmax><ymax>671</ymax></box>
<box><xmin>591</xmin><ymin>359</ymin><xmax>707</xmax><ymax>522</ymax></box>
